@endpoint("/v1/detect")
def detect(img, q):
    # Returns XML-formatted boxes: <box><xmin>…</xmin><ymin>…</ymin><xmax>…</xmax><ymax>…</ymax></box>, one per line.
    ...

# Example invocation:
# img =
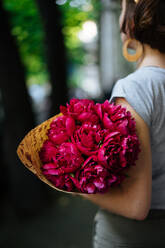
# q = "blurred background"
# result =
<box><xmin>0</xmin><ymin>0</ymin><xmax>134</xmax><ymax>247</ymax></box>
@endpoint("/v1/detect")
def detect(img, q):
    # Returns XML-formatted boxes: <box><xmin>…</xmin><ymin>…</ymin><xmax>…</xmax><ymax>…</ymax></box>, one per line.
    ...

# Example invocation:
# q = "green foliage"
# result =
<box><xmin>2</xmin><ymin>0</ymin><xmax>101</xmax><ymax>86</ymax></box>
<box><xmin>59</xmin><ymin>0</ymin><xmax>101</xmax><ymax>64</ymax></box>
<box><xmin>58</xmin><ymin>0</ymin><xmax>101</xmax><ymax>88</ymax></box>
<box><xmin>3</xmin><ymin>0</ymin><xmax>48</xmax><ymax>85</ymax></box>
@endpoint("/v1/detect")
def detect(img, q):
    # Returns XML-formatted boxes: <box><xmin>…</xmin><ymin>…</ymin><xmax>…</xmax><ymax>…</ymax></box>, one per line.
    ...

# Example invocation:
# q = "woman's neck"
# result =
<box><xmin>137</xmin><ymin>44</ymin><xmax>165</xmax><ymax>69</ymax></box>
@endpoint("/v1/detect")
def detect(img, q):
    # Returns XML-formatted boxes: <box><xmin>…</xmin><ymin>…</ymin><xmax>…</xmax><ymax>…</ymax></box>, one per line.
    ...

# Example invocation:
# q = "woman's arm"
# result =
<box><xmin>81</xmin><ymin>97</ymin><xmax>152</xmax><ymax>221</ymax></box>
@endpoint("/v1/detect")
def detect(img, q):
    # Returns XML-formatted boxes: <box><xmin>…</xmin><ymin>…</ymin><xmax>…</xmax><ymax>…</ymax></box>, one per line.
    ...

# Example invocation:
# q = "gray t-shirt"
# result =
<box><xmin>108</xmin><ymin>66</ymin><xmax>165</xmax><ymax>209</ymax></box>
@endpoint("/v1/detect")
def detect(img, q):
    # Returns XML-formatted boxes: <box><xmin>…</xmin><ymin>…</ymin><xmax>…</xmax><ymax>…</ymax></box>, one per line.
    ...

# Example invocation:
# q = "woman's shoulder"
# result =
<box><xmin>118</xmin><ymin>66</ymin><xmax>165</xmax><ymax>88</ymax></box>
<box><xmin>109</xmin><ymin>66</ymin><xmax>165</xmax><ymax>128</ymax></box>
<box><xmin>112</xmin><ymin>66</ymin><xmax>165</xmax><ymax>105</ymax></box>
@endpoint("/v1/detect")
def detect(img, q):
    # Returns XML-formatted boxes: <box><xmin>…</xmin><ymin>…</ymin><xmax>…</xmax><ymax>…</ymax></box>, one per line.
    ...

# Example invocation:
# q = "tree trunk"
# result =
<box><xmin>36</xmin><ymin>0</ymin><xmax>68</xmax><ymax>117</ymax></box>
<box><xmin>0</xmin><ymin>0</ymin><xmax>47</xmax><ymax>216</ymax></box>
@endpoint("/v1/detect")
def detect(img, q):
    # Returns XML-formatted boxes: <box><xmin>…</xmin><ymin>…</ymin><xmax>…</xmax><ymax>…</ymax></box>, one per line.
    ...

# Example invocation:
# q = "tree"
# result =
<box><xmin>36</xmin><ymin>0</ymin><xmax>69</xmax><ymax>117</ymax></box>
<box><xmin>0</xmin><ymin>0</ymin><xmax>47</xmax><ymax>216</ymax></box>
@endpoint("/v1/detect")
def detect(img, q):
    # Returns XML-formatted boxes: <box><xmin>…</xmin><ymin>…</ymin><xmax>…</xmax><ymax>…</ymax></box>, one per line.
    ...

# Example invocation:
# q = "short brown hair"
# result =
<box><xmin>121</xmin><ymin>0</ymin><xmax>165</xmax><ymax>53</ymax></box>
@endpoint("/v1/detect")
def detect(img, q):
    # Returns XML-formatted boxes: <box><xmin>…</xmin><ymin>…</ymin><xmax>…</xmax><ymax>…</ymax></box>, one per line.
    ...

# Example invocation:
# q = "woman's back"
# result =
<box><xmin>109</xmin><ymin>66</ymin><xmax>165</xmax><ymax>209</ymax></box>
<box><xmin>93</xmin><ymin>66</ymin><xmax>165</xmax><ymax>247</ymax></box>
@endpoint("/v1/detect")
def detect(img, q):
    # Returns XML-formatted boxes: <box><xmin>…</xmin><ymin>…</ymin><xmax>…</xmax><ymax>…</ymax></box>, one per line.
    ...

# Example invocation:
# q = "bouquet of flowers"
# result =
<box><xmin>17</xmin><ymin>99</ymin><xmax>141</xmax><ymax>195</ymax></box>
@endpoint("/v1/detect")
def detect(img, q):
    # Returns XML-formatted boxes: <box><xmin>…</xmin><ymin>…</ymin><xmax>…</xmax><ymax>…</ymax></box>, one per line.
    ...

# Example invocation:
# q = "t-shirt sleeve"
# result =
<box><xmin>109</xmin><ymin>78</ymin><xmax>153</xmax><ymax>128</ymax></box>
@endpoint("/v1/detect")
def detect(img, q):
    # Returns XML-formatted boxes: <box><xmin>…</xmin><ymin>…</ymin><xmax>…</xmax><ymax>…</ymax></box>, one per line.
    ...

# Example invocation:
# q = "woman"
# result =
<box><xmin>82</xmin><ymin>0</ymin><xmax>165</xmax><ymax>247</ymax></box>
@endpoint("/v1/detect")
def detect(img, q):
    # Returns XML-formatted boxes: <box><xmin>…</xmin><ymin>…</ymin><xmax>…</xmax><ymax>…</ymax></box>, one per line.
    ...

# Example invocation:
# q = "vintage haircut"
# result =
<box><xmin>121</xmin><ymin>0</ymin><xmax>165</xmax><ymax>53</ymax></box>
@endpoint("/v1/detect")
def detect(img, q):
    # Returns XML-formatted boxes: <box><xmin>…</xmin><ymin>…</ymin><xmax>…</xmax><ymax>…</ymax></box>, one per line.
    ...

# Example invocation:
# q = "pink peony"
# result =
<box><xmin>48</xmin><ymin>115</ymin><xmax>76</xmax><ymax>145</ymax></box>
<box><xmin>119</xmin><ymin>134</ymin><xmax>141</xmax><ymax>166</ymax></box>
<box><xmin>95</xmin><ymin>100</ymin><xmax>136</xmax><ymax>135</ymax></box>
<box><xmin>75</xmin><ymin>156</ymin><xmax>118</xmax><ymax>194</ymax></box>
<box><xmin>98</xmin><ymin>131</ymin><xmax>141</xmax><ymax>170</ymax></box>
<box><xmin>44</xmin><ymin>174</ymin><xmax>78</xmax><ymax>192</ymax></box>
<box><xmin>60</xmin><ymin>98</ymin><xmax>100</xmax><ymax>124</ymax></box>
<box><xmin>39</xmin><ymin>140</ymin><xmax>58</xmax><ymax>163</ymax></box>
<box><xmin>41</xmin><ymin>142</ymin><xmax>84</xmax><ymax>176</ymax></box>
<box><xmin>71</xmin><ymin>123</ymin><xmax>109</xmax><ymax>156</ymax></box>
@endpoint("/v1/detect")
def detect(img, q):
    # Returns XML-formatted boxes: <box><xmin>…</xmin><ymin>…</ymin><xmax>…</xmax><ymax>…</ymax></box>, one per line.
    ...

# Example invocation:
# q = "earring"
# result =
<box><xmin>123</xmin><ymin>39</ymin><xmax>143</xmax><ymax>62</ymax></box>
